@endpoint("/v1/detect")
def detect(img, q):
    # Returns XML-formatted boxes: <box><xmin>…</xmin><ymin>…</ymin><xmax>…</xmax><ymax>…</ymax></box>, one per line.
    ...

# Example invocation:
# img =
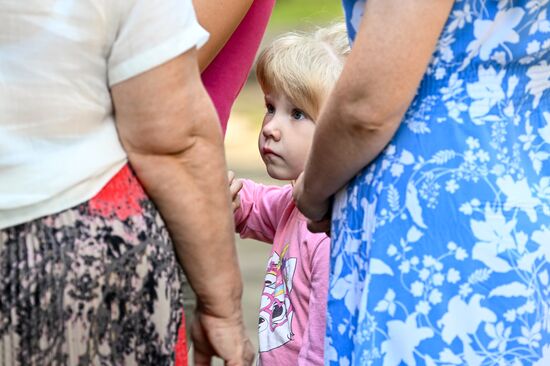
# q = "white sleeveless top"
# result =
<box><xmin>0</xmin><ymin>0</ymin><xmax>208</xmax><ymax>229</ymax></box>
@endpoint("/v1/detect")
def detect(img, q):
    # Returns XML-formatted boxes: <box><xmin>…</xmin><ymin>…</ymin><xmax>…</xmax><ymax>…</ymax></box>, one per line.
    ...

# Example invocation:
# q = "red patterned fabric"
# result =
<box><xmin>92</xmin><ymin>164</ymin><xmax>189</xmax><ymax>365</ymax></box>
<box><xmin>89</xmin><ymin>164</ymin><xmax>146</xmax><ymax>220</ymax></box>
<box><xmin>175</xmin><ymin>312</ymin><xmax>188</xmax><ymax>365</ymax></box>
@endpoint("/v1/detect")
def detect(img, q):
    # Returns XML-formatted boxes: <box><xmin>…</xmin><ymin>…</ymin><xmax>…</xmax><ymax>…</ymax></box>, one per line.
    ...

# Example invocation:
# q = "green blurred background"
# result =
<box><xmin>269</xmin><ymin>0</ymin><xmax>343</xmax><ymax>31</ymax></box>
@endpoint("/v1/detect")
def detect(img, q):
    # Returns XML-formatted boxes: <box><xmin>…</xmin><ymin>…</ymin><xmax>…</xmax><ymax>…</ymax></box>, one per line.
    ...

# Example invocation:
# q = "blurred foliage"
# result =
<box><xmin>269</xmin><ymin>0</ymin><xmax>344</xmax><ymax>32</ymax></box>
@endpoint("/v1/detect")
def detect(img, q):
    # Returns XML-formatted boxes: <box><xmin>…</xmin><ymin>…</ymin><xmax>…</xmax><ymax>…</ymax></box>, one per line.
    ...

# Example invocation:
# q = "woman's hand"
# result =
<box><xmin>293</xmin><ymin>173</ymin><xmax>332</xmax><ymax>235</ymax></box>
<box><xmin>306</xmin><ymin>217</ymin><xmax>331</xmax><ymax>236</ymax></box>
<box><xmin>228</xmin><ymin>170</ymin><xmax>243</xmax><ymax>212</ymax></box>
<box><xmin>192</xmin><ymin>305</ymin><xmax>255</xmax><ymax>366</ymax></box>
<box><xmin>293</xmin><ymin>173</ymin><xmax>331</xmax><ymax>224</ymax></box>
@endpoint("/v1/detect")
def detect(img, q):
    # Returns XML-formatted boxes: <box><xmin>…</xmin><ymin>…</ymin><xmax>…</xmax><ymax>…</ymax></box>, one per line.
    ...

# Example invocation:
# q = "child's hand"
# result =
<box><xmin>228</xmin><ymin>170</ymin><xmax>243</xmax><ymax>212</ymax></box>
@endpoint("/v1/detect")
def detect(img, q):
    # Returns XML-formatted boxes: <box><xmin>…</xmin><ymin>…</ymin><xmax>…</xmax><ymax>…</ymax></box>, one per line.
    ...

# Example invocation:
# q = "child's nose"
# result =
<box><xmin>262</xmin><ymin>120</ymin><xmax>281</xmax><ymax>141</ymax></box>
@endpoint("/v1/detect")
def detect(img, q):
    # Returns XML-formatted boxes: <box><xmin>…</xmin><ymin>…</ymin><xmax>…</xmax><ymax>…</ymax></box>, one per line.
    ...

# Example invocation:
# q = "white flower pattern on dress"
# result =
<box><xmin>332</xmin><ymin>1</ymin><xmax>550</xmax><ymax>365</ymax></box>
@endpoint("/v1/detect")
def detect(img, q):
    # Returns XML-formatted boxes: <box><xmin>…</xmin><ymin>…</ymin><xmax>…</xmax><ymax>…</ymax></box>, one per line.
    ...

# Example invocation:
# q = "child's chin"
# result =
<box><xmin>266</xmin><ymin>170</ymin><xmax>283</xmax><ymax>180</ymax></box>
<box><xmin>266</xmin><ymin>168</ymin><xmax>297</xmax><ymax>181</ymax></box>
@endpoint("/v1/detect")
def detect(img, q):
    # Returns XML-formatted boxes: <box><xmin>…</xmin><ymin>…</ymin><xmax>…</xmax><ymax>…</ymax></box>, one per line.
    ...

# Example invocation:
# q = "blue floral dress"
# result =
<box><xmin>328</xmin><ymin>1</ymin><xmax>550</xmax><ymax>365</ymax></box>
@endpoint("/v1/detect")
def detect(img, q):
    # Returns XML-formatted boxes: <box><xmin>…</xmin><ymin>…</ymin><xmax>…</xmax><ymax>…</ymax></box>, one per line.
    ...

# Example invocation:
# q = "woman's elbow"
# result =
<box><xmin>337</xmin><ymin>90</ymin><xmax>408</xmax><ymax>136</ymax></box>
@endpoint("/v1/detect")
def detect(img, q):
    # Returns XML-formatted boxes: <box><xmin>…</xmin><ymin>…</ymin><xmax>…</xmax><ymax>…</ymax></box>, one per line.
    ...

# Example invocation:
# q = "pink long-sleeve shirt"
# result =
<box><xmin>234</xmin><ymin>180</ymin><xmax>329</xmax><ymax>365</ymax></box>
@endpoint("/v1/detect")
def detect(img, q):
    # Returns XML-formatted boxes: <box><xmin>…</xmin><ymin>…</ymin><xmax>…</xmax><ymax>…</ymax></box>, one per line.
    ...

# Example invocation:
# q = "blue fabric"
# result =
<box><xmin>328</xmin><ymin>1</ymin><xmax>550</xmax><ymax>365</ymax></box>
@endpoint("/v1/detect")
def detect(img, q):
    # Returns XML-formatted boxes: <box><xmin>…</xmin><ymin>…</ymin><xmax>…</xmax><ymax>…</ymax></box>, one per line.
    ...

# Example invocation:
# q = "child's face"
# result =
<box><xmin>258</xmin><ymin>90</ymin><xmax>316</xmax><ymax>181</ymax></box>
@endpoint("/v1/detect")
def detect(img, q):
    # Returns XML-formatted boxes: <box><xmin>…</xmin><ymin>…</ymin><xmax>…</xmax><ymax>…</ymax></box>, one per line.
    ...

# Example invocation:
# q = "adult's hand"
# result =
<box><xmin>192</xmin><ymin>306</ymin><xmax>254</xmax><ymax>366</ymax></box>
<box><xmin>292</xmin><ymin>173</ymin><xmax>330</xmax><ymax>223</ymax></box>
<box><xmin>307</xmin><ymin>217</ymin><xmax>331</xmax><ymax>236</ymax></box>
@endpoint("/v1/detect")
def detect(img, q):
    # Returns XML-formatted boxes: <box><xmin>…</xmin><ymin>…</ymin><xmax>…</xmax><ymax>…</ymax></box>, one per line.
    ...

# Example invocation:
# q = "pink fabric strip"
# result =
<box><xmin>201</xmin><ymin>0</ymin><xmax>276</xmax><ymax>136</ymax></box>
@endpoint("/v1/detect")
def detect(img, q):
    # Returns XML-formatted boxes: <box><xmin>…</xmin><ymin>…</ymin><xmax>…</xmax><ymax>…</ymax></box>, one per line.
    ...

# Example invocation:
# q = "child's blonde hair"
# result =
<box><xmin>256</xmin><ymin>22</ymin><xmax>350</xmax><ymax>120</ymax></box>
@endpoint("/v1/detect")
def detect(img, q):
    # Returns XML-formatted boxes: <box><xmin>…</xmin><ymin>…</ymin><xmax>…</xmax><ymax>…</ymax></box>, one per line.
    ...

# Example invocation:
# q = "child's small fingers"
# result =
<box><xmin>230</xmin><ymin>179</ymin><xmax>243</xmax><ymax>196</ymax></box>
<box><xmin>232</xmin><ymin>199</ymin><xmax>241</xmax><ymax>212</ymax></box>
<box><xmin>227</xmin><ymin>170</ymin><xmax>235</xmax><ymax>184</ymax></box>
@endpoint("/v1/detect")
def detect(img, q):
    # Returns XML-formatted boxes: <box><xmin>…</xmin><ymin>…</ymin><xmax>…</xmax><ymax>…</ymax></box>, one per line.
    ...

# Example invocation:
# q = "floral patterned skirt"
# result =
<box><xmin>0</xmin><ymin>165</ymin><xmax>185</xmax><ymax>365</ymax></box>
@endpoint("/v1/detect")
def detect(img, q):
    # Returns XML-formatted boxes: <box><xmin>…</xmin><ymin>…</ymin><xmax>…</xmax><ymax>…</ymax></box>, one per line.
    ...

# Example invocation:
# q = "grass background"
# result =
<box><xmin>269</xmin><ymin>0</ymin><xmax>343</xmax><ymax>31</ymax></box>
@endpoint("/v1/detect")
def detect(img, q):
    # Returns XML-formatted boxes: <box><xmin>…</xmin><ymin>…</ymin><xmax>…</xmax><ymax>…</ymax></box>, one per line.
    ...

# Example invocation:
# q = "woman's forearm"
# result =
<box><xmin>300</xmin><ymin>83</ymin><xmax>403</xmax><ymax>216</ymax></box>
<box><xmin>128</xmin><ymin>132</ymin><xmax>242</xmax><ymax>318</ymax></box>
<box><xmin>111</xmin><ymin>51</ymin><xmax>243</xmax><ymax>318</ymax></box>
<box><xmin>300</xmin><ymin>0</ymin><xmax>454</xmax><ymax>217</ymax></box>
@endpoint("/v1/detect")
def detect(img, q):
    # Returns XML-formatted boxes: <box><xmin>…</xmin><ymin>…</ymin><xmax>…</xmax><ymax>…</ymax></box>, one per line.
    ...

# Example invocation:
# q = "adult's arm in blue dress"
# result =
<box><xmin>294</xmin><ymin>0</ymin><xmax>455</xmax><ymax>223</ymax></box>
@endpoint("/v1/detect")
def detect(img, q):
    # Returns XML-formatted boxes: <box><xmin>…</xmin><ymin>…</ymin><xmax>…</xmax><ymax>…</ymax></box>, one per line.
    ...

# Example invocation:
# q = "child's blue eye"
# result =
<box><xmin>266</xmin><ymin>103</ymin><xmax>275</xmax><ymax>114</ymax></box>
<box><xmin>291</xmin><ymin>109</ymin><xmax>306</xmax><ymax>120</ymax></box>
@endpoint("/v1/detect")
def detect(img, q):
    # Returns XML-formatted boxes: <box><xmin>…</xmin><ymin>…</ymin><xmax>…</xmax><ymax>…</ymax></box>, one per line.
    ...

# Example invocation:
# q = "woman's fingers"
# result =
<box><xmin>307</xmin><ymin>218</ymin><xmax>331</xmax><ymax>236</ymax></box>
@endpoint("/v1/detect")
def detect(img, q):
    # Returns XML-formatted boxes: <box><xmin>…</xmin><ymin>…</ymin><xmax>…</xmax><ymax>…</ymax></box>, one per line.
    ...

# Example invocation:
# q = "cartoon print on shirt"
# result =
<box><xmin>258</xmin><ymin>244</ymin><xmax>297</xmax><ymax>352</ymax></box>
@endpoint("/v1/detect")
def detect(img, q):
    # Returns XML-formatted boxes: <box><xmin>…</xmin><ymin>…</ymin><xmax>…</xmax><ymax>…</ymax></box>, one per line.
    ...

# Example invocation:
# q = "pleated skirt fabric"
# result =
<box><xmin>0</xmin><ymin>165</ymin><xmax>184</xmax><ymax>366</ymax></box>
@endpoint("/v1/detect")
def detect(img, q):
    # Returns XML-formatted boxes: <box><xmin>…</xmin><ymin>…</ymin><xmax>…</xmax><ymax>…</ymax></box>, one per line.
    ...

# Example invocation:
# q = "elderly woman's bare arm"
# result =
<box><xmin>295</xmin><ymin>0</ymin><xmax>454</xmax><ymax>221</ymax></box>
<box><xmin>111</xmin><ymin>49</ymin><xmax>253</xmax><ymax>365</ymax></box>
<box><xmin>193</xmin><ymin>0</ymin><xmax>254</xmax><ymax>71</ymax></box>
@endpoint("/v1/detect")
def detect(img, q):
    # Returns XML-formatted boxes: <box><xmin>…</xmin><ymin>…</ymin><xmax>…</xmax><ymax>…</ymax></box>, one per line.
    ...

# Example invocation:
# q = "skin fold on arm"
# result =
<box><xmin>295</xmin><ymin>0</ymin><xmax>455</xmax><ymax>222</ymax></box>
<box><xmin>111</xmin><ymin>49</ymin><xmax>253</xmax><ymax>365</ymax></box>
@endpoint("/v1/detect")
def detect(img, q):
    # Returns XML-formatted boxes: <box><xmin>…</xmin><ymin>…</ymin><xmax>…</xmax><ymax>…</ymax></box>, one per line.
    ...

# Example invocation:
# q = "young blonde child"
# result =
<box><xmin>228</xmin><ymin>23</ymin><xmax>350</xmax><ymax>365</ymax></box>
